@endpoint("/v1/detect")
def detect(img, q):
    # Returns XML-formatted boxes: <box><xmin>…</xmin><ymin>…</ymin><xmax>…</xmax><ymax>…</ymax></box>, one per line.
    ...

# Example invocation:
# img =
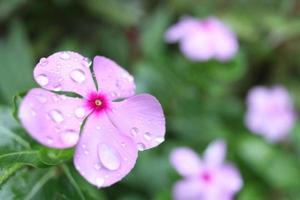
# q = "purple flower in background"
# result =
<box><xmin>165</xmin><ymin>16</ymin><xmax>238</xmax><ymax>62</ymax></box>
<box><xmin>18</xmin><ymin>51</ymin><xmax>166</xmax><ymax>187</ymax></box>
<box><xmin>245</xmin><ymin>86</ymin><xmax>296</xmax><ymax>142</ymax></box>
<box><xmin>170</xmin><ymin>140</ymin><xmax>243</xmax><ymax>200</ymax></box>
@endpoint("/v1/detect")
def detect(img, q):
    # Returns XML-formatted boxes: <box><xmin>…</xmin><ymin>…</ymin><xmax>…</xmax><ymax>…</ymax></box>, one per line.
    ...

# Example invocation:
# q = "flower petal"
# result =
<box><xmin>179</xmin><ymin>28</ymin><xmax>214</xmax><ymax>61</ymax></box>
<box><xmin>34</xmin><ymin>51</ymin><xmax>96</xmax><ymax>96</ymax></box>
<box><xmin>173</xmin><ymin>179</ymin><xmax>204</xmax><ymax>200</ymax></box>
<box><xmin>93</xmin><ymin>56</ymin><xmax>136</xmax><ymax>100</ymax></box>
<box><xmin>108</xmin><ymin>94</ymin><xmax>165</xmax><ymax>151</ymax></box>
<box><xmin>208</xmin><ymin>17</ymin><xmax>238</xmax><ymax>61</ymax></box>
<box><xmin>218</xmin><ymin>164</ymin><xmax>243</xmax><ymax>194</ymax></box>
<box><xmin>165</xmin><ymin>16</ymin><xmax>199</xmax><ymax>43</ymax></box>
<box><xmin>73</xmin><ymin>113</ymin><xmax>138</xmax><ymax>188</ymax></box>
<box><xmin>18</xmin><ymin>88</ymin><xmax>87</xmax><ymax>148</ymax></box>
<box><xmin>203</xmin><ymin>140</ymin><xmax>226</xmax><ymax>167</ymax></box>
<box><xmin>170</xmin><ymin>147</ymin><xmax>202</xmax><ymax>177</ymax></box>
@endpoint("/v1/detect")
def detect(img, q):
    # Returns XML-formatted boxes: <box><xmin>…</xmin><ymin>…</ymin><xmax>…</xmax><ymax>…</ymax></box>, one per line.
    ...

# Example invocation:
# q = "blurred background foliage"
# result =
<box><xmin>1</xmin><ymin>0</ymin><xmax>300</xmax><ymax>199</ymax></box>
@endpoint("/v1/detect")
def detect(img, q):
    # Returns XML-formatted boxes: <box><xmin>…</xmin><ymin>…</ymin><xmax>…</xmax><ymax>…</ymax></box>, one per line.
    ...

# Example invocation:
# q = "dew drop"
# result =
<box><xmin>36</xmin><ymin>74</ymin><xmax>49</xmax><ymax>86</ymax></box>
<box><xmin>137</xmin><ymin>143</ymin><xmax>146</xmax><ymax>151</ymax></box>
<box><xmin>81</xmin><ymin>144</ymin><xmax>86</xmax><ymax>149</ymax></box>
<box><xmin>53</xmin><ymin>84</ymin><xmax>62</xmax><ymax>91</ymax></box>
<box><xmin>84</xmin><ymin>150</ymin><xmax>89</xmax><ymax>155</ymax></box>
<box><xmin>49</xmin><ymin>110</ymin><xmax>64</xmax><ymax>123</ymax></box>
<box><xmin>96</xmin><ymin>126</ymin><xmax>101</xmax><ymax>130</ymax></box>
<box><xmin>75</xmin><ymin>107</ymin><xmax>85</xmax><ymax>118</ymax></box>
<box><xmin>36</xmin><ymin>94</ymin><xmax>47</xmax><ymax>103</ymax></box>
<box><xmin>93</xmin><ymin>163</ymin><xmax>101</xmax><ymax>170</ymax></box>
<box><xmin>98</xmin><ymin>143</ymin><xmax>121</xmax><ymax>171</ymax></box>
<box><xmin>60</xmin><ymin>130</ymin><xmax>79</xmax><ymax>146</ymax></box>
<box><xmin>39</xmin><ymin>58</ymin><xmax>48</xmax><ymax>66</ymax></box>
<box><xmin>144</xmin><ymin>132</ymin><xmax>152</xmax><ymax>141</ymax></box>
<box><xmin>46</xmin><ymin>137</ymin><xmax>53</xmax><ymax>144</ymax></box>
<box><xmin>154</xmin><ymin>137</ymin><xmax>165</xmax><ymax>144</ymax></box>
<box><xmin>130</xmin><ymin>127</ymin><xmax>138</xmax><ymax>137</ymax></box>
<box><xmin>59</xmin><ymin>52</ymin><xmax>71</xmax><ymax>60</ymax></box>
<box><xmin>70</xmin><ymin>69</ymin><xmax>86</xmax><ymax>83</ymax></box>
<box><xmin>31</xmin><ymin>110</ymin><xmax>37</xmax><ymax>116</ymax></box>
<box><xmin>95</xmin><ymin>177</ymin><xmax>105</xmax><ymax>188</ymax></box>
<box><xmin>121</xmin><ymin>142</ymin><xmax>126</xmax><ymax>148</ymax></box>
<box><xmin>82</xmin><ymin>57</ymin><xmax>92</xmax><ymax>68</ymax></box>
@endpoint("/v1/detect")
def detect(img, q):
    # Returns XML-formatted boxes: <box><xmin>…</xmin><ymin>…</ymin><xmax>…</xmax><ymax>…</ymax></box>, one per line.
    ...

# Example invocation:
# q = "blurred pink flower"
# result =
<box><xmin>170</xmin><ymin>140</ymin><xmax>243</xmax><ymax>200</ymax></box>
<box><xmin>165</xmin><ymin>16</ymin><xmax>238</xmax><ymax>62</ymax></box>
<box><xmin>245</xmin><ymin>86</ymin><xmax>296</xmax><ymax>142</ymax></box>
<box><xmin>18</xmin><ymin>51</ymin><xmax>166</xmax><ymax>187</ymax></box>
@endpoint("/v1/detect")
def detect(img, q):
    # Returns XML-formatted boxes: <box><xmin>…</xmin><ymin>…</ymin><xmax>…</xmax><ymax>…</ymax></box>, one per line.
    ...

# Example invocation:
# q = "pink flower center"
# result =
<box><xmin>201</xmin><ymin>171</ymin><xmax>213</xmax><ymax>183</ymax></box>
<box><xmin>85</xmin><ymin>92</ymin><xmax>110</xmax><ymax>115</ymax></box>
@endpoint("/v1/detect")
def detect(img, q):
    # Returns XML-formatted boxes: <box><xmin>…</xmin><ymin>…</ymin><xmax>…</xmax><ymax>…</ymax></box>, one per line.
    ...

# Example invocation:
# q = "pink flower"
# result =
<box><xmin>165</xmin><ymin>16</ymin><xmax>238</xmax><ymax>62</ymax></box>
<box><xmin>18</xmin><ymin>51</ymin><xmax>166</xmax><ymax>187</ymax></box>
<box><xmin>245</xmin><ymin>86</ymin><xmax>296</xmax><ymax>142</ymax></box>
<box><xmin>170</xmin><ymin>140</ymin><xmax>243</xmax><ymax>200</ymax></box>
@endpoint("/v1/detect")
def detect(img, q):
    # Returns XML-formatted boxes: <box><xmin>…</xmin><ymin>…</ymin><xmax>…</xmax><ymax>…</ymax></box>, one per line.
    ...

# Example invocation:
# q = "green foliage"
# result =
<box><xmin>0</xmin><ymin>0</ymin><xmax>300</xmax><ymax>199</ymax></box>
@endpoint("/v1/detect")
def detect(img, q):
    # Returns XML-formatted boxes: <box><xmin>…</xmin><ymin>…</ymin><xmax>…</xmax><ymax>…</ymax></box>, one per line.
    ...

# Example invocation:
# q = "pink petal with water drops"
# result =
<box><xmin>170</xmin><ymin>147</ymin><xmax>202</xmax><ymax>177</ymax></box>
<box><xmin>108</xmin><ymin>94</ymin><xmax>165</xmax><ymax>151</ymax></box>
<box><xmin>34</xmin><ymin>51</ymin><xmax>96</xmax><ymax>97</ymax></box>
<box><xmin>93</xmin><ymin>56</ymin><xmax>135</xmax><ymax>100</ymax></box>
<box><xmin>173</xmin><ymin>179</ymin><xmax>204</xmax><ymax>200</ymax></box>
<box><xmin>18</xmin><ymin>88</ymin><xmax>88</xmax><ymax>148</ymax></box>
<box><xmin>203</xmin><ymin>140</ymin><xmax>226</xmax><ymax>167</ymax></box>
<box><xmin>73</xmin><ymin>113</ymin><xmax>138</xmax><ymax>188</ymax></box>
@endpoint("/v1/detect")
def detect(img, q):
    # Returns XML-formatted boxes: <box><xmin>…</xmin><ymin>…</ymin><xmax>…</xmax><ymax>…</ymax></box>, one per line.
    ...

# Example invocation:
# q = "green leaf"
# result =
<box><xmin>0</xmin><ymin>163</ymin><xmax>23</xmax><ymax>186</ymax></box>
<box><xmin>82</xmin><ymin>0</ymin><xmax>143</xmax><ymax>27</ymax></box>
<box><xmin>0</xmin><ymin>21</ymin><xmax>35</xmax><ymax>104</ymax></box>
<box><xmin>0</xmin><ymin>0</ymin><xmax>26</xmax><ymax>21</ymax></box>
<box><xmin>238</xmin><ymin>135</ymin><xmax>300</xmax><ymax>189</ymax></box>
<box><xmin>0</xmin><ymin>151</ymin><xmax>45</xmax><ymax>168</ymax></box>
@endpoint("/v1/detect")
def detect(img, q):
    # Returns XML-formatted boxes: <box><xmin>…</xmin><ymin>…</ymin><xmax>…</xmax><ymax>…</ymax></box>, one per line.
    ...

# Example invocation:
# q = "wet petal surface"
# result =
<box><xmin>108</xmin><ymin>94</ymin><xmax>165</xmax><ymax>151</ymax></box>
<box><xmin>34</xmin><ymin>51</ymin><xmax>96</xmax><ymax>96</ymax></box>
<box><xmin>18</xmin><ymin>88</ymin><xmax>88</xmax><ymax>148</ymax></box>
<box><xmin>73</xmin><ymin>113</ymin><xmax>138</xmax><ymax>187</ymax></box>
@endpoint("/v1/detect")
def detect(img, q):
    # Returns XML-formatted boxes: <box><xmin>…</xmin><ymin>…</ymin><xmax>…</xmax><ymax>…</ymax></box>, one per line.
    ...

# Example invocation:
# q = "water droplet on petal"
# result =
<box><xmin>137</xmin><ymin>143</ymin><xmax>145</xmax><ymax>151</ymax></box>
<box><xmin>121</xmin><ymin>142</ymin><xmax>126</xmax><ymax>148</ymax></box>
<box><xmin>98</xmin><ymin>143</ymin><xmax>121</xmax><ymax>171</ymax></box>
<box><xmin>95</xmin><ymin>177</ymin><xmax>105</xmax><ymax>188</ymax></box>
<box><xmin>36</xmin><ymin>74</ymin><xmax>49</xmax><ymax>86</ymax></box>
<box><xmin>49</xmin><ymin>110</ymin><xmax>64</xmax><ymax>123</ymax></box>
<box><xmin>84</xmin><ymin>150</ymin><xmax>89</xmax><ymax>155</ymax></box>
<box><xmin>93</xmin><ymin>163</ymin><xmax>101</xmax><ymax>170</ymax></box>
<box><xmin>60</xmin><ymin>52</ymin><xmax>71</xmax><ymax>60</ymax></box>
<box><xmin>31</xmin><ymin>109</ymin><xmax>37</xmax><ymax>116</ymax></box>
<box><xmin>96</xmin><ymin>126</ymin><xmax>101</xmax><ymax>130</ymax></box>
<box><xmin>60</xmin><ymin>130</ymin><xmax>79</xmax><ymax>146</ymax></box>
<box><xmin>53</xmin><ymin>84</ymin><xmax>62</xmax><ymax>91</ymax></box>
<box><xmin>130</xmin><ymin>127</ymin><xmax>138</xmax><ymax>137</ymax></box>
<box><xmin>82</xmin><ymin>57</ymin><xmax>92</xmax><ymax>68</ymax></box>
<box><xmin>144</xmin><ymin>132</ymin><xmax>152</xmax><ymax>141</ymax></box>
<box><xmin>75</xmin><ymin>107</ymin><xmax>85</xmax><ymax>118</ymax></box>
<box><xmin>36</xmin><ymin>94</ymin><xmax>47</xmax><ymax>103</ymax></box>
<box><xmin>39</xmin><ymin>58</ymin><xmax>48</xmax><ymax>66</ymax></box>
<box><xmin>46</xmin><ymin>137</ymin><xmax>53</xmax><ymax>144</ymax></box>
<box><xmin>70</xmin><ymin>69</ymin><xmax>86</xmax><ymax>83</ymax></box>
<box><xmin>81</xmin><ymin>144</ymin><xmax>86</xmax><ymax>149</ymax></box>
<box><xmin>154</xmin><ymin>137</ymin><xmax>164</xmax><ymax>144</ymax></box>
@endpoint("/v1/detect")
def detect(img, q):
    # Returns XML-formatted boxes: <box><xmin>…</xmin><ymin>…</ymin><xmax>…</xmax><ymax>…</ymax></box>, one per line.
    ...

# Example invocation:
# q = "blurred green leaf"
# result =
<box><xmin>82</xmin><ymin>0</ymin><xmax>143</xmax><ymax>26</ymax></box>
<box><xmin>238</xmin><ymin>135</ymin><xmax>300</xmax><ymax>189</ymax></box>
<box><xmin>0</xmin><ymin>21</ymin><xmax>34</xmax><ymax>104</ymax></box>
<box><xmin>0</xmin><ymin>0</ymin><xmax>26</xmax><ymax>21</ymax></box>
